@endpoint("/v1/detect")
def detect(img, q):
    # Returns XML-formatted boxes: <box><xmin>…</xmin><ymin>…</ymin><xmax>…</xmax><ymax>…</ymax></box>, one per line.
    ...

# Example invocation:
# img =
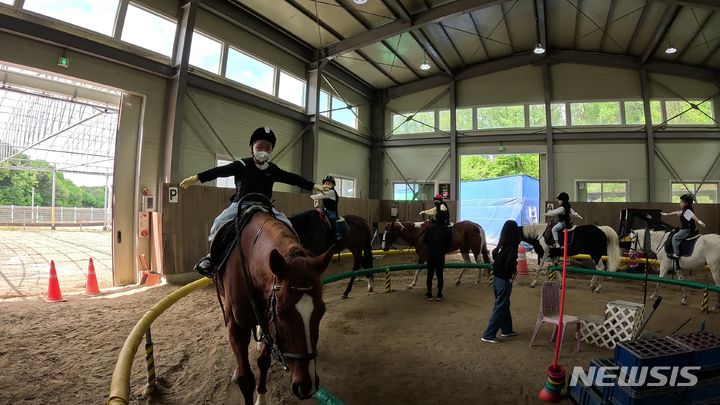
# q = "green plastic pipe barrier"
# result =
<box><xmin>547</xmin><ymin>265</ymin><xmax>720</xmax><ymax>294</ymax></box>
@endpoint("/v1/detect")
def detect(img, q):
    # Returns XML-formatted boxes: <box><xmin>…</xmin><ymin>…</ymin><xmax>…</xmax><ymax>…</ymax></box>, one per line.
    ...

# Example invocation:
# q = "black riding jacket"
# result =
<box><xmin>197</xmin><ymin>157</ymin><xmax>314</xmax><ymax>203</ymax></box>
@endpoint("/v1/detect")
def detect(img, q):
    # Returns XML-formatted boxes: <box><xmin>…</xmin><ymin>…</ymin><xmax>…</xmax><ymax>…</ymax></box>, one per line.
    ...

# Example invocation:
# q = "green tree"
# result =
<box><xmin>461</xmin><ymin>154</ymin><xmax>539</xmax><ymax>181</ymax></box>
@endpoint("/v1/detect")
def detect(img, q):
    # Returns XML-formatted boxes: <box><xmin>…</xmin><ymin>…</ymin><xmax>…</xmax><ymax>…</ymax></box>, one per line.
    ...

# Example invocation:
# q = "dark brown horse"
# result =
<box><xmin>290</xmin><ymin>209</ymin><xmax>374</xmax><ymax>299</ymax></box>
<box><xmin>382</xmin><ymin>220</ymin><xmax>491</xmax><ymax>287</ymax></box>
<box><xmin>220</xmin><ymin>211</ymin><xmax>334</xmax><ymax>404</ymax></box>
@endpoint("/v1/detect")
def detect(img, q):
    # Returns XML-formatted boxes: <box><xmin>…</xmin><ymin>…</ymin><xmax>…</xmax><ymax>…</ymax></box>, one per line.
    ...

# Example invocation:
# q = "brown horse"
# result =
<box><xmin>290</xmin><ymin>209</ymin><xmax>374</xmax><ymax>299</ymax></box>
<box><xmin>220</xmin><ymin>211</ymin><xmax>334</xmax><ymax>404</ymax></box>
<box><xmin>382</xmin><ymin>220</ymin><xmax>491</xmax><ymax>287</ymax></box>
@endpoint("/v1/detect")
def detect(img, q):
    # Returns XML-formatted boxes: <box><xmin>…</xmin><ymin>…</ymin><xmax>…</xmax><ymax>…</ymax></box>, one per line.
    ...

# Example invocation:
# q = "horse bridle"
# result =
<box><xmin>241</xmin><ymin>217</ymin><xmax>318</xmax><ymax>371</ymax></box>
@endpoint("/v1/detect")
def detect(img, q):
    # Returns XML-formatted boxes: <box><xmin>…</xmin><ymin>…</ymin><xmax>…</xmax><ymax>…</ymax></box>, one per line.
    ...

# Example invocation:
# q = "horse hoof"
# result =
<box><xmin>529</xmin><ymin>282</ymin><xmax>536</xmax><ymax>288</ymax></box>
<box><xmin>407</xmin><ymin>284</ymin><xmax>415</xmax><ymax>289</ymax></box>
<box><xmin>473</xmin><ymin>282</ymin><xmax>479</xmax><ymax>287</ymax></box>
<box><xmin>367</xmin><ymin>286</ymin><xmax>373</xmax><ymax>293</ymax></box>
<box><xmin>710</xmin><ymin>306</ymin><xmax>720</xmax><ymax>313</ymax></box>
<box><xmin>341</xmin><ymin>294</ymin><xmax>348</xmax><ymax>299</ymax></box>
<box><xmin>593</xmin><ymin>287</ymin><xmax>602</xmax><ymax>294</ymax></box>
<box><xmin>231</xmin><ymin>369</ymin><xmax>239</xmax><ymax>384</ymax></box>
<box><xmin>455</xmin><ymin>279</ymin><xmax>461</xmax><ymax>286</ymax></box>
<box><xmin>681</xmin><ymin>299</ymin><xmax>688</xmax><ymax>306</ymax></box>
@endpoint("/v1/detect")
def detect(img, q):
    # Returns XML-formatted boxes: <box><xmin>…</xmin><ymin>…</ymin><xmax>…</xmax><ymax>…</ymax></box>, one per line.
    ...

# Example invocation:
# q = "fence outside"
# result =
<box><xmin>0</xmin><ymin>205</ymin><xmax>110</xmax><ymax>227</ymax></box>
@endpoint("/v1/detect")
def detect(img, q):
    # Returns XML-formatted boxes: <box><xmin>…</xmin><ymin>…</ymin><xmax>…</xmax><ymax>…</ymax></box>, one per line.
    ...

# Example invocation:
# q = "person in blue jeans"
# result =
<box><xmin>179</xmin><ymin>127</ymin><xmax>329</xmax><ymax>275</ymax></box>
<box><xmin>544</xmin><ymin>192</ymin><xmax>583</xmax><ymax>248</ymax></box>
<box><xmin>482</xmin><ymin>220</ymin><xmax>520</xmax><ymax>344</ymax></box>
<box><xmin>662</xmin><ymin>193</ymin><xmax>706</xmax><ymax>259</ymax></box>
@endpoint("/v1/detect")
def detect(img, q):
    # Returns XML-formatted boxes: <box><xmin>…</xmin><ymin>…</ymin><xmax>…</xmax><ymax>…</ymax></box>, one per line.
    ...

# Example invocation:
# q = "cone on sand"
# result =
<box><xmin>45</xmin><ymin>260</ymin><xmax>67</xmax><ymax>302</ymax></box>
<box><xmin>85</xmin><ymin>257</ymin><xmax>101</xmax><ymax>296</ymax></box>
<box><xmin>517</xmin><ymin>245</ymin><xmax>529</xmax><ymax>277</ymax></box>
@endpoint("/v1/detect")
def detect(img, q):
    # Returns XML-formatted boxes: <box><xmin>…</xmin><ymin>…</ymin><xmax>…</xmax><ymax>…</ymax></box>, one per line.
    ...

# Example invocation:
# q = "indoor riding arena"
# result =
<box><xmin>1</xmin><ymin>1</ymin><xmax>720</xmax><ymax>404</ymax></box>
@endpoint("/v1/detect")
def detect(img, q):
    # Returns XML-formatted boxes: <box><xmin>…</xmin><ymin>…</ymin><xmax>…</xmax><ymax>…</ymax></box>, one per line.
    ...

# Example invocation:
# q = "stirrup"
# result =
<box><xmin>194</xmin><ymin>255</ymin><xmax>215</xmax><ymax>277</ymax></box>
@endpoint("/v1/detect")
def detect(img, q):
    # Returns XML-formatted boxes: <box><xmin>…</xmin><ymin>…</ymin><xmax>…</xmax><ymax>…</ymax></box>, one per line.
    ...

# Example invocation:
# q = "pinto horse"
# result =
<box><xmin>290</xmin><ymin>209</ymin><xmax>374</xmax><ymax>298</ymax></box>
<box><xmin>522</xmin><ymin>222</ymin><xmax>621</xmax><ymax>292</ymax></box>
<box><xmin>382</xmin><ymin>220</ymin><xmax>490</xmax><ymax>288</ymax></box>
<box><xmin>219</xmin><ymin>210</ymin><xmax>334</xmax><ymax>404</ymax></box>
<box><xmin>632</xmin><ymin>229</ymin><xmax>720</xmax><ymax>311</ymax></box>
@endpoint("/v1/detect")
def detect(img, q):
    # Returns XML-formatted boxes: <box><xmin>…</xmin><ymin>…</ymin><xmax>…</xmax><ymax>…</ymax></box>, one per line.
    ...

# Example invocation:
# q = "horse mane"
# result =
<box><xmin>522</xmin><ymin>223</ymin><xmax>545</xmax><ymax>239</ymax></box>
<box><xmin>289</xmin><ymin>210</ymin><xmax>316</xmax><ymax>232</ymax></box>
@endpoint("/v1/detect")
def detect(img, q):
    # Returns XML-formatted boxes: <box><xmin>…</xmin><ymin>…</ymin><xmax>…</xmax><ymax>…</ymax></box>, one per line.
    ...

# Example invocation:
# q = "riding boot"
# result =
<box><xmin>194</xmin><ymin>254</ymin><xmax>215</xmax><ymax>277</ymax></box>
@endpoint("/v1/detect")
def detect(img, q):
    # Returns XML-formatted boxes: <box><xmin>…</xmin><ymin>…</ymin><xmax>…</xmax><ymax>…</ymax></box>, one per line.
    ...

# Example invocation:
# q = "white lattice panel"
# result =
<box><xmin>581</xmin><ymin>300</ymin><xmax>645</xmax><ymax>349</ymax></box>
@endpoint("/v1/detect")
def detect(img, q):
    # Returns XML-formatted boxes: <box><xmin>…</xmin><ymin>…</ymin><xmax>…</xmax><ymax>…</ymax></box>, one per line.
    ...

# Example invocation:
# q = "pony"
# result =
<box><xmin>290</xmin><ymin>210</ymin><xmax>374</xmax><ymax>299</ymax></box>
<box><xmin>381</xmin><ymin>220</ymin><xmax>490</xmax><ymax>288</ymax></box>
<box><xmin>219</xmin><ymin>210</ymin><xmax>335</xmax><ymax>404</ymax></box>
<box><xmin>521</xmin><ymin>222</ymin><xmax>621</xmax><ymax>292</ymax></box>
<box><xmin>632</xmin><ymin>228</ymin><xmax>720</xmax><ymax>311</ymax></box>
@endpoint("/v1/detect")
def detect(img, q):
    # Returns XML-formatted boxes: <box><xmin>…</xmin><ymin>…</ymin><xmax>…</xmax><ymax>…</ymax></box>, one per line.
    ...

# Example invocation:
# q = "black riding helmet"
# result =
<box><xmin>557</xmin><ymin>192</ymin><xmax>569</xmax><ymax>202</ymax></box>
<box><xmin>249</xmin><ymin>127</ymin><xmax>276</xmax><ymax>148</ymax></box>
<box><xmin>322</xmin><ymin>175</ymin><xmax>336</xmax><ymax>186</ymax></box>
<box><xmin>680</xmin><ymin>194</ymin><xmax>694</xmax><ymax>205</ymax></box>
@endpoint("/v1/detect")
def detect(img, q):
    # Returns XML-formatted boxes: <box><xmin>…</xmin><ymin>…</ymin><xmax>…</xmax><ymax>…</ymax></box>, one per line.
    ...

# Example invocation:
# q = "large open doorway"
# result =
<box><xmin>459</xmin><ymin>154</ymin><xmax>541</xmax><ymax>245</ymax></box>
<box><xmin>0</xmin><ymin>62</ymin><xmax>136</xmax><ymax>297</ymax></box>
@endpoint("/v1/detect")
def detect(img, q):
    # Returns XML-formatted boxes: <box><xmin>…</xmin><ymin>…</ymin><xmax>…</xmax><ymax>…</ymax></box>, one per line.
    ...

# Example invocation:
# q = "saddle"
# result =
<box><xmin>664</xmin><ymin>229</ymin><xmax>700</xmax><ymax>258</ymax></box>
<box><xmin>315</xmin><ymin>208</ymin><xmax>349</xmax><ymax>241</ymax></box>
<box><xmin>544</xmin><ymin>223</ymin><xmax>576</xmax><ymax>247</ymax></box>
<box><xmin>209</xmin><ymin>193</ymin><xmax>275</xmax><ymax>276</ymax></box>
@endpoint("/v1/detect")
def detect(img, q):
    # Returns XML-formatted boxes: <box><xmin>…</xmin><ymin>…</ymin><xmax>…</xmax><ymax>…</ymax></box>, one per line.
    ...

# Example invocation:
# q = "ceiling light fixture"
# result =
<box><xmin>533</xmin><ymin>43</ymin><xmax>546</xmax><ymax>54</ymax></box>
<box><xmin>353</xmin><ymin>0</ymin><xmax>367</xmax><ymax>4</ymax></box>
<box><xmin>420</xmin><ymin>59</ymin><xmax>431</xmax><ymax>71</ymax></box>
<box><xmin>665</xmin><ymin>43</ymin><xmax>677</xmax><ymax>54</ymax></box>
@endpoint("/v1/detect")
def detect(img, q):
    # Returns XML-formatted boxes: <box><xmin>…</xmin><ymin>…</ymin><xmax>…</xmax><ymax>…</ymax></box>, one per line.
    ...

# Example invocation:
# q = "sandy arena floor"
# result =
<box><xmin>0</xmin><ymin>252</ymin><xmax>718</xmax><ymax>404</ymax></box>
<box><xmin>0</xmin><ymin>228</ymin><xmax>112</xmax><ymax>298</ymax></box>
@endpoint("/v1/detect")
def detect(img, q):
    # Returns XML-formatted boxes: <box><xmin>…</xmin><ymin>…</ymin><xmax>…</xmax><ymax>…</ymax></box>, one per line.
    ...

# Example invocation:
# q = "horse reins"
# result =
<box><xmin>239</xmin><ymin>216</ymin><xmax>318</xmax><ymax>371</ymax></box>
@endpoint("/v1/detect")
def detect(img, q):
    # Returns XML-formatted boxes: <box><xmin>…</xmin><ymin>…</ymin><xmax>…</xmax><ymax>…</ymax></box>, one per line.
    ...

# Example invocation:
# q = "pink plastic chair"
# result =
<box><xmin>529</xmin><ymin>282</ymin><xmax>581</xmax><ymax>352</ymax></box>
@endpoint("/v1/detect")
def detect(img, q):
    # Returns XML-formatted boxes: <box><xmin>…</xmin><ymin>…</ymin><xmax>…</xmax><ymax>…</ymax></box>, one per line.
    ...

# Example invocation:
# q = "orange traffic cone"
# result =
<box><xmin>85</xmin><ymin>258</ymin><xmax>101</xmax><ymax>296</ymax></box>
<box><xmin>45</xmin><ymin>260</ymin><xmax>67</xmax><ymax>302</ymax></box>
<box><xmin>517</xmin><ymin>245</ymin><xmax>529</xmax><ymax>277</ymax></box>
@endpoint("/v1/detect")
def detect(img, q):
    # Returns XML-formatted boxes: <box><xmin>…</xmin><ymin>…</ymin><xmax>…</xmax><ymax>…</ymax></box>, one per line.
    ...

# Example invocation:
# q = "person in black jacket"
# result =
<box><xmin>180</xmin><ymin>127</ymin><xmax>329</xmax><ymax>274</ymax></box>
<box><xmin>422</xmin><ymin>219</ymin><xmax>453</xmax><ymax>301</ymax></box>
<box><xmin>481</xmin><ymin>220</ymin><xmax>520</xmax><ymax>343</ymax></box>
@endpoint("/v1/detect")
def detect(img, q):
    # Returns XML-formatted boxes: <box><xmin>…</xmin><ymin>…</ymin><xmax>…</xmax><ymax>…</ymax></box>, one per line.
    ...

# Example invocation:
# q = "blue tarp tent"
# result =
<box><xmin>460</xmin><ymin>175</ymin><xmax>540</xmax><ymax>245</ymax></box>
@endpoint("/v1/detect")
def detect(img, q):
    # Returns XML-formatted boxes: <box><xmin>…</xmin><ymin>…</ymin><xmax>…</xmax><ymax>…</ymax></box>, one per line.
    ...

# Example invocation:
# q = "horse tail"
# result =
<box><xmin>477</xmin><ymin>224</ymin><xmax>491</xmax><ymax>263</ymax></box>
<box><xmin>363</xmin><ymin>233</ymin><xmax>373</xmax><ymax>269</ymax></box>
<box><xmin>600</xmin><ymin>226</ymin><xmax>621</xmax><ymax>272</ymax></box>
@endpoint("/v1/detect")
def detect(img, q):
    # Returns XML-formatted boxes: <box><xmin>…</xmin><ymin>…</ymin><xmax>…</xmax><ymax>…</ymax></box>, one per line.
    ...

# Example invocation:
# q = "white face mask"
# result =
<box><xmin>254</xmin><ymin>151</ymin><xmax>271</xmax><ymax>163</ymax></box>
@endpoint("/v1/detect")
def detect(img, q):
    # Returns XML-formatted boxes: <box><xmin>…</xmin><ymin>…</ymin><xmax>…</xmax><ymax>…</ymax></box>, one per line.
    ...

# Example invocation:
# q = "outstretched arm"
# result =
<box><xmin>661</xmin><ymin>210</ymin><xmax>681</xmax><ymax>216</ymax></box>
<box><xmin>685</xmin><ymin>210</ymin><xmax>706</xmax><ymax>227</ymax></box>
<box><xmin>570</xmin><ymin>209</ymin><xmax>583</xmax><ymax>220</ymax></box>
<box><xmin>181</xmin><ymin>160</ymin><xmax>244</xmax><ymax>188</ymax></box>
<box><xmin>543</xmin><ymin>207</ymin><xmax>563</xmax><ymax>217</ymax></box>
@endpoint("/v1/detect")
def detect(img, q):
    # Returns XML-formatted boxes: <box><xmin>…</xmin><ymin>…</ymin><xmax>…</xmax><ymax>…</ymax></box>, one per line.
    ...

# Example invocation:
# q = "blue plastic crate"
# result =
<box><xmin>568</xmin><ymin>378</ymin><xmax>585</xmax><ymax>404</ymax></box>
<box><xmin>583</xmin><ymin>386</ymin><xmax>604</xmax><ymax>405</ymax></box>
<box><xmin>669</xmin><ymin>331</ymin><xmax>720</xmax><ymax>371</ymax></box>
<box><xmin>686</xmin><ymin>376</ymin><xmax>720</xmax><ymax>404</ymax></box>
<box><xmin>615</xmin><ymin>337</ymin><xmax>693</xmax><ymax>370</ymax></box>
<box><xmin>610</xmin><ymin>384</ymin><xmax>685</xmax><ymax>405</ymax></box>
<box><xmin>589</xmin><ymin>357</ymin><xmax>618</xmax><ymax>401</ymax></box>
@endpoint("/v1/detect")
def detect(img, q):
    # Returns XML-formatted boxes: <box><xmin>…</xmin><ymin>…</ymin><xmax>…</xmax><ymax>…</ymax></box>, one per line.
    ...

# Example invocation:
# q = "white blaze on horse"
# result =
<box><xmin>632</xmin><ymin>229</ymin><xmax>720</xmax><ymax>311</ymax></box>
<box><xmin>382</xmin><ymin>220</ymin><xmax>491</xmax><ymax>288</ymax></box>
<box><xmin>521</xmin><ymin>223</ymin><xmax>621</xmax><ymax>292</ymax></box>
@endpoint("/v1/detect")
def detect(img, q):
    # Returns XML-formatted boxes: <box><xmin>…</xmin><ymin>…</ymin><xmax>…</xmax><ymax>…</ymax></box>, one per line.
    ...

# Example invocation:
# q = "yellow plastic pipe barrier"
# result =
<box><xmin>570</xmin><ymin>254</ymin><xmax>660</xmax><ymax>266</ymax></box>
<box><xmin>108</xmin><ymin>277</ymin><xmax>211</xmax><ymax>405</ymax></box>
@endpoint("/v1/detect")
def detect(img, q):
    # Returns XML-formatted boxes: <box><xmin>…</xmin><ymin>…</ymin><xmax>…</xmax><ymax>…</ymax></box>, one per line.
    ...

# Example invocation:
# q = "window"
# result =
<box><xmin>665</xmin><ymin>100</ymin><xmax>715</xmax><ymax>126</ymax></box>
<box><xmin>121</xmin><ymin>3</ymin><xmax>176</xmax><ymax>56</ymax></box>
<box><xmin>189</xmin><ymin>31</ymin><xmax>222</xmax><ymax>74</ymax></box>
<box><xmin>331</xmin><ymin>96</ymin><xmax>358</xmax><ymax>129</ymax></box>
<box><xmin>476</xmin><ymin>105</ymin><xmax>525</xmax><ymax>129</ymax></box>
<box><xmin>456</xmin><ymin>108</ymin><xmax>473</xmax><ymax>131</ymax></box>
<box><xmin>215</xmin><ymin>159</ymin><xmax>234</xmax><ymax>189</ymax></box>
<box><xmin>570</xmin><ymin>102</ymin><xmax>621</xmax><ymax>126</ymax></box>
<box><xmin>225</xmin><ymin>48</ymin><xmax>275</xmax><ymax>94</ymax></box>
<box><xmin>1</xmin><ymin>0</ymin><xmax>15</xmax><ymax>5</ymax></box>
<box><xmin>319</xmin><ymin>91</ymin><xmax>330</xmax><ymax>117</ymax></box>
<box><xmin>332</xmin><ymin>175</ymin><xmax>355</xmax><ymax>198</ymax></box>
<box><xmin>278</xmin><ymin>72</ymin><xmax>306</xmax><ymax>107</ymax></box>
<box><xmin>671</xmin><ymin>183</ymin><xmax>717</xmax><ymax>203</ymax></box>
<box><xmin>528</xmin><ymin>103</ymin><xmax>567</xmax><ymax>127</ymax></box>
<box><xmin>23</xmin><ymin>0</ymin><xmax>120</xmax><ymax>36</ymax></box>
<box><xmin>624</xmin><ymin>100</ymin><xmax>663</xmax><ymax>125</ymax></box>
<box><xmin>393</xmin><ymin>182</ymin><xmax>435</xmax><ymax>201</ymax></box>
<box><xmin>392</xmin><ymin>111</ymin><xmax>434</xmax><ymax>134</ymax></box>
<box><xmin>577</xmin><ymin>181</ymin><xmax>627</xmax><ymax>202</ymax></box>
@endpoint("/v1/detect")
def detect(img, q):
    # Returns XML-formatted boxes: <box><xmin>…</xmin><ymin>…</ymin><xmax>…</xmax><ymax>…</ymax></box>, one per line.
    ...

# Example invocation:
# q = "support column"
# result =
<box><xmin>542</xmin><ymin>64</ymin><xmax>554</xmax><ymax>202</ymax></box>
<box><xmin>302</xmin><ymin>63</ymin><xmax>323</xmax><ymax>183</ymax></box>
<box><xmin>369</xmin><ymin>92</ymin><xmax>385</xmax><ymax>199</ymax></box>
<box><xmin>640</xmin><ymin>69</ymin><xmax>656</xmax><ymax>202</ymax></box>
<box><xmin>161</xmin><ymin>0</ymin><xmax>198</xmax><ymax>184</ymax></box>
<box><xmin>449</xmin><ymin>80</ymin><xmax>458</xmax><ymax>202</ymax></box>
